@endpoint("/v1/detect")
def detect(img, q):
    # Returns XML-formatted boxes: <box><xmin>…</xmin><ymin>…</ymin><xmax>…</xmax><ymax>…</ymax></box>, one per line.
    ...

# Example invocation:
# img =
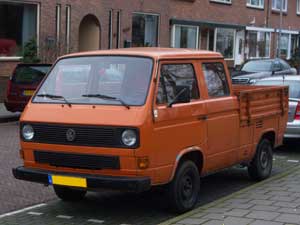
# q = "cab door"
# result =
<box><xmin>152</xmin><ymin>60</ymin><xmax>207</xmax><ymax>182</ymax></box>
<box><xmin>200</xmin><ymin>60</ymin><xmax>240</xmax><ymax>172</ymax></box>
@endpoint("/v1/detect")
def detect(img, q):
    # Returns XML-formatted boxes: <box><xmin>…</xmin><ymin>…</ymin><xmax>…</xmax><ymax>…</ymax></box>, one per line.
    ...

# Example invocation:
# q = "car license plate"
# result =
<box><xmin>23</xmin><ymin>90</ymin><xmax>35</xmax><ymax>96</ymax></box>
<box><xmin>48</xmin><ymin>175</ymin><xmax>87</xmax><ymax>188</ymax></box>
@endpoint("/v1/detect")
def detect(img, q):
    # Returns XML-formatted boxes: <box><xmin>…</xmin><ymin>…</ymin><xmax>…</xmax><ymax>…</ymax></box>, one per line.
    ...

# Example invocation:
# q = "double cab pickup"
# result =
<box><xmin>13</xmin><ymin>48</ymin><xmax>288</xmax><ymax>213</ymax></box>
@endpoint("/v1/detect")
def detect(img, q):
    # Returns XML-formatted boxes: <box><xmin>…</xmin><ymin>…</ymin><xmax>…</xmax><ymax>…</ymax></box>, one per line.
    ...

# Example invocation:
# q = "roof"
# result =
<box><xmin>258</xmin><ymin>75</ymin><xmax>300</xmax><ymax>82</ymax></box>
<box><xmin>61</xmin><ymin>48</ymin><xmax>223</xmax><ymax>60</ymax></box>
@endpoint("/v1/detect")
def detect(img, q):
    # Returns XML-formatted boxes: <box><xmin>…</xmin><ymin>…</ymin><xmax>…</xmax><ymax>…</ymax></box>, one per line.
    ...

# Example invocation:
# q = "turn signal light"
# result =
<box><xmin>137</xmin><ymin>157</ymin><xmax>149</xmax><ymax>169</ymax></box>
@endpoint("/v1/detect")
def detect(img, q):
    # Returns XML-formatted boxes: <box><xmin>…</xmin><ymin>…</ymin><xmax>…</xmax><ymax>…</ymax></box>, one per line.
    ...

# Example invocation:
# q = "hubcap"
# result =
<box><xmin>181</xmin><ymin>173</ymin><xmax>194</xmax><ymax>201</ymax></box>
<box><xmin>260</xmin><ymin>147</ymin><xmax>269</xmax><ymax>169</ymax></box>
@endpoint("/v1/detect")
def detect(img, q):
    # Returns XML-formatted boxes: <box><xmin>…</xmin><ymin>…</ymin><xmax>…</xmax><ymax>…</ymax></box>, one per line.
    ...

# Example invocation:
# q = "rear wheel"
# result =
<box><xmin>166</xmin><ymin>160</ymin><xmax>200</xmax><ymax>213</ymax></box>
<box><xmin>248</xmin><ymin>138</ymin><xmax>273</xmax><ymax>181</ymax></box>
<box><xmin>54</xmin><ymin>185</ymin><xmax>86</xmax><ymax>202</ymax></box>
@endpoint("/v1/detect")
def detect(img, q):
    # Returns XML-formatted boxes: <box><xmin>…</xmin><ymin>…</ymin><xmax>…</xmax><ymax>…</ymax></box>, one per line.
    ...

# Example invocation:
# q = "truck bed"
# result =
<box><xmin>233</xmin><ymin>85</ymin><xmax>289</xmax><ymax>124</ymax></box>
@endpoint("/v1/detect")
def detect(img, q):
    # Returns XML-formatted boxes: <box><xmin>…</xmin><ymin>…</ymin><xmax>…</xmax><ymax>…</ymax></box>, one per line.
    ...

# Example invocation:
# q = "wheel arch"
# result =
<box><xmin>260</xmin><ymin>129</ymin><xmax>276</xmax><ymax>148</ymax></box>
<box><xmin>169</xmin><ymin>147</ymin><xmax>204</xmax><ymax>182</ymax></box>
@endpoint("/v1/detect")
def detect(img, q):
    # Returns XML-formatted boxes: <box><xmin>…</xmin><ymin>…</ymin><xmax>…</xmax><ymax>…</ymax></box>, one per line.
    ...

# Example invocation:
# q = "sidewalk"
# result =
<box><xmin>0</xmin><ymin>103</ymin><xmax>20</xmax><ymax>123</ymax></box>
<box><xmin>160</xmin><ymin>166</ymin><xmax>300</xmax><ymax>225</ymax></box>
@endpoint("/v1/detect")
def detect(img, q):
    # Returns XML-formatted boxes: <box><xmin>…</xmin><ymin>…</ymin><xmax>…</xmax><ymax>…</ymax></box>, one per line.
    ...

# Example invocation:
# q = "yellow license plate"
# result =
<box><xmin>23</xmin><ymin>90</ymin><xmax>35</xmax><ymax>96</ymax></box>
<box><xmin>49</xmin><ymin>175</ymin><xmax>87</xmax><ymax>188</ymax></box>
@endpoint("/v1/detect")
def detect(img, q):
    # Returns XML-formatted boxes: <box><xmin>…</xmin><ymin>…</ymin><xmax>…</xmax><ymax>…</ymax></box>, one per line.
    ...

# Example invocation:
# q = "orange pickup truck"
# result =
<box><xmin>13</xmin><ymin>48</ymin><xmax>288</xmax><ymax>213</ymax></box>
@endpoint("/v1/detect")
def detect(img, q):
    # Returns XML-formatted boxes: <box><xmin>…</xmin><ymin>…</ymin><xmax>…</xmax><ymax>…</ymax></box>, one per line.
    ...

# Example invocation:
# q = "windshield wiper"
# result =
<box><xmin>37</xmin><ymin>94</ymin><xmax>72</xmax><ymax>107</ymax></box>
<box><xmin>82</xmin><ymin>94</ymin><xmax>130</xmax><ymax>109</ymax></box>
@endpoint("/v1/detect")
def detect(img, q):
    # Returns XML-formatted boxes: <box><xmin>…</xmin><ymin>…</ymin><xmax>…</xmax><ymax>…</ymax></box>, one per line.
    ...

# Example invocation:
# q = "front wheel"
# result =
<box><xmin>54</xmin><ymin>185</ymin><xmax>87</xmax><ymax>202</ymax></box>
<box><xmin>248</xmin><ymin>138</ymin><xmax>273</xmax><ymax>181</ymax></box>
<box><xmin>166</xmin><ymin>160</ymin><xmax>200</xmax><ymax>213</ymax></box>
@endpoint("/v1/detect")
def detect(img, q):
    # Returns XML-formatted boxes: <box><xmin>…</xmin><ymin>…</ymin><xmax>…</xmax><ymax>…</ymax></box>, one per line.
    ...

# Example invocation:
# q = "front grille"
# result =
<box><xmin>22</xmin><ymin>123</ymin><xmax>139</xmax><ymax>149</ymax></box>
<box><xmin>34</xmin><ymin>151</ymin><xmax>120</xmax><ymax>170</ymax></box>
<box><xmin>232</xmin><ymin>78</ymin><xmax>250</xmax><ymax>85</ymax></box>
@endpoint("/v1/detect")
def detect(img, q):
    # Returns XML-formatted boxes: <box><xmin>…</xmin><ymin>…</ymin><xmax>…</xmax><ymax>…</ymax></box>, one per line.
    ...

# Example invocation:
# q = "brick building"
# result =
<box><xmin>0</xmin><ymin>0</ymin><xmax>300</xmax><ymax>78</ymax></box>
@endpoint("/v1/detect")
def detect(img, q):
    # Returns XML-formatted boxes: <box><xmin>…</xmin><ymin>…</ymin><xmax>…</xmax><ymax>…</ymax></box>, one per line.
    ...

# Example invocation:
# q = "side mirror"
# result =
<box><xmin>168</xmin><ymin>85</ymin><xmax>191</xmax><ymax>107</ymax></box>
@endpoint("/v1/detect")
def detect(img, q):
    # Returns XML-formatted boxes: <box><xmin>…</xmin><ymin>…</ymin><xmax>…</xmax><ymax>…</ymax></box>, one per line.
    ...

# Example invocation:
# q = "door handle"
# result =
<box><xmin>197</xmin><ymin>115</ymin><xmax>208</xmax><ymax>121</ymax></box>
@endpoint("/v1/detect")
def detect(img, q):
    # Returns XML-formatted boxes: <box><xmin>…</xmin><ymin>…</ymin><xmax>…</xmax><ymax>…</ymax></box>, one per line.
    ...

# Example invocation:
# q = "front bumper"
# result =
<box><xmin>13</xmin><ymin>166</ymin><xmax>151</xmax><ymax>193</ymax></box>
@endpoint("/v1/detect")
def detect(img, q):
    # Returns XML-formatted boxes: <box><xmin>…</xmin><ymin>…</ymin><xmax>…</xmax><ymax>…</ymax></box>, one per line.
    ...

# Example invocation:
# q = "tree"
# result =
<box><xmin>22</xmin><ymin>39</ymin><xmax>40</xmax><ymax>63</ymax></box>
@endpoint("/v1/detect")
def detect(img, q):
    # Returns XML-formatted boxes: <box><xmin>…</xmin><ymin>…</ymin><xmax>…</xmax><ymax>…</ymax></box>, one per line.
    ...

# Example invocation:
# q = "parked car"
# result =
<box><xmin>13</xmin><ymin>48</ymin><xmax>288</xmax><ymax>213</ymax></box>
<box><xmin>255</xmin><ymin>76</ymin><xmax>300</xmax><ymax>139</ymax></box>
<box><xmin>4</xmin><ymin>63</ymin><xmax>52</xmax><ymax>112</ymax></box>
<box><xmin>232</xmin><ymin>58</ymin><xmax>297</xmax><ymax>85</ymax></box>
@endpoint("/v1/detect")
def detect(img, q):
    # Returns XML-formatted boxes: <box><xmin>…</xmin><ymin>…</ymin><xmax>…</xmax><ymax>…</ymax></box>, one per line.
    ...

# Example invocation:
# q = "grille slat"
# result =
<box><xmin>34</xmin><ymin>151</ymin><xmax>120</xmax><ymax>170</ymax></box>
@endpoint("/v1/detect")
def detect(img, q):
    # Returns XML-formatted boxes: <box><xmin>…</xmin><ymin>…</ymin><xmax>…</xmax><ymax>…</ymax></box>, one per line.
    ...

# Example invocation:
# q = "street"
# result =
<box><xmin>1</xmin><ymin>122</ymin><xmax>300</xmax><ymax>225</ymax></box>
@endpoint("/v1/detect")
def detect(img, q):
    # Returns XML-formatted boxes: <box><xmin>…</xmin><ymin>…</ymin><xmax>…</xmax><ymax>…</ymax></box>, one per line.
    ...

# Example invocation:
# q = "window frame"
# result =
<box><xmin>0</xmin><ymin>1</ymin><xmax>40</xmax><ymax>59</ymax></box>
<box><xmin>247</xmin><ymin>0</ymin><xmax>264</xmax><ymax>9</ymax></box>
<box><xmin>131</xmin><ymin>12</ymin><xmax>160</xmax><ymax>47</ymax></box>
<box><xmin>214</xmin><ymin>27</ymin><xmax>236</xmax><ymax>60</ymax></box>
<box><xmin>297</xmin><ymin>0</ymin><xmax>300</xmax><ymax>14</ymax></box>
<box><xmin>171</xmin><ymin>24</ymin><xmax>200</xmax><ymax>49</ymax></box>
<box><xmin>155</xmin><ymin>61</ymin><xmax>201</xmax><ymax>106</ymax></box>
<box><xmin>272</xmin><ymin>0</ymin><xmax>288</xmax><ymax>12</ymax></box>
<box><xmin>247</xmin><ymin>30</ymin><xmax>271</xmax><ymax>59</ymax></box>
<box><xmin>201</xmin><ymin>61</ymin><xmax>231</xmax><ymax>98</ymax></box>
<box><xmin>210</xmin><ymin>0</ymin><xmax>232</xmax><ymax>5</ymax></box>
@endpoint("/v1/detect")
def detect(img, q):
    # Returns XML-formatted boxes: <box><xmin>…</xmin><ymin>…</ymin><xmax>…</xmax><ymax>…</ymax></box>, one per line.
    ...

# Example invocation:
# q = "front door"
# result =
<box><xmin>235</xmin><ymin>30</ymin><xmax>245</xmax><ymax>66</ymax></box>
<box><xmin>201</xmin><ymin>61</ymin><xmax>240</xmax><ymax>172</ymax></box>
<box><xmin>152</xmin><ymin>60</ymin><xmax>207</xmax><ymax>180</ymax></box>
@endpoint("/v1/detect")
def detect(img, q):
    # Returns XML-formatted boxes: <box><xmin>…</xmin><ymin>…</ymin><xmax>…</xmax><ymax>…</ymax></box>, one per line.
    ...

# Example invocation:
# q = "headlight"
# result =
<box><xmin>121</xmin><ymin>130</ymin><xmax>137</xmax><ymax>147</ymax></box>
<box><xmin>22</xmin><ymin>125</ymin><xmax>34</xmax><ymax>140</ymax></box>
<box><xmin>249</xmin><ymin>79</ymin><xmax>257</xmax><ymax>84</ymax></box>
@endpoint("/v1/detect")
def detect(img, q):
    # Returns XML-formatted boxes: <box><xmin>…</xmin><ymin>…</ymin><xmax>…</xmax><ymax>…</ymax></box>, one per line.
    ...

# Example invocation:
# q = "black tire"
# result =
<box><xmin>166</xmin><ymin>160</ymin><xmax>200</xmax><ymax>213</ymax></box>
<box><xmin>54</xmin><ymin>185</ymin><xmax>87</xmax><ymax>202</ymax></box>
<box><xmin>248</xmin><ymin>138</ymin><xmax>273</xmax><ymax>181</ymax></box>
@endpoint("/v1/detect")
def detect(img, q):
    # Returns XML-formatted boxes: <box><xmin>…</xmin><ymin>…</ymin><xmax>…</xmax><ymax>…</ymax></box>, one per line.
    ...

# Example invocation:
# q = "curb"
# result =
<box><xmin>158</xmin><ymin>165</ymin><xmax>300</xmax><ymax>225</ymax></box>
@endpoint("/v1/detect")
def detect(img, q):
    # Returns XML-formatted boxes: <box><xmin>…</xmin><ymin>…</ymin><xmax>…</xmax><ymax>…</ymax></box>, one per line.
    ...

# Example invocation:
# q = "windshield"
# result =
<box><xmin>241</xmin><ymin>61</ymin><xmax>272</xmax><ymax>73</ymax></box>
<box><xmin>33</xmin><ymin>56</ymin><xmax>153</xmax><ymax>106</ymax></box>
<box><xmin>256</xmin><ymin>80</ymin><xmax>300</xmax><ymax>99</ymax></box>
<box><xmin>13</xmin><ymin>65</ymin><xmax>51</xmax><ymax>84</ymax></box>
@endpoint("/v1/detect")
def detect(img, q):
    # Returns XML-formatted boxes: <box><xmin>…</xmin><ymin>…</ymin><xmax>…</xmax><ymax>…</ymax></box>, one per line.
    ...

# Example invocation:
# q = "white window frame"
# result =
<box><xmin>297</xmin><ymin>0</ymin><xmax>300</xmax><ymax>14</ymax></box>
<box><xmin>272</xmin><ymin>0</ymin><xmax>288</xmax><ymax>12</ymax></box>
<box><xmin>214</xmin><ymin>27</ymin><xmax>236</xmax><ymax>60</ymax></box>
<box><xmin>276</xmin><ymin>29</ymin><xmax>298</xmax><ymax>59</ymax></box>
<box><xmin>247</xmin><ymin>31</ymin><xmax>271</xmax><ymax>59</ymax></box>
<box><xmin>247</xmin><ymin>0</ymin><xmax>264</xmax><ymax>9</ymax></box>
<box><xmin>171</xmin><ymin>24</ymin><xmax>200</xmax><ymax>49</ymax></box>
<box><xmin>0</xmin><ymin>1</ymin><xmax>40</xmax><ymax>59</ymax></box>
<box><xmin>56</xmin><ymin>4</ymin><xmax>61</xmax><ymax>47</ymax></box>
<box><xmin>210</xmin><ymin>0</ymin><xmax>232</xmax><ymax>5</ymax></box>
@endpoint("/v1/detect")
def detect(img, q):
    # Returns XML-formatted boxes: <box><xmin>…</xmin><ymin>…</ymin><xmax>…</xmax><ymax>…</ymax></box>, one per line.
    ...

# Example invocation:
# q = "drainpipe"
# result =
<box><xmin>277</xmin><ymin>0</ymin><xmax>284</xmax><ymax>57</ymax></box>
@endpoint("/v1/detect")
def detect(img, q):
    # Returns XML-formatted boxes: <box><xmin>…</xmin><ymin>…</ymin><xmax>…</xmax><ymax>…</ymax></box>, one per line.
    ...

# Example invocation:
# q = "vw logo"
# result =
<box><xmin>66</xmin><ymin>129</ymin><xmax>76</xmax><ymax>142</ymax></box>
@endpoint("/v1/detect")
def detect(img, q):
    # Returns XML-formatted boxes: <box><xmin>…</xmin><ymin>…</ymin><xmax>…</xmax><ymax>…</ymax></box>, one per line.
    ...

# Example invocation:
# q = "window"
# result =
<box><xmin>248</xmin><ymin>31</ymin><xmax>271</xmax><ymax>58</ymax></box>
<box><xmin>247</xmin><ymin>0</ymin><xmax>264</xmax><ymax>8</ymax></box>
<box><xmin>132</xmin><ymin>13</ymin><xmax>159</xmax><ymax>47</ymax></box>
<box><xmin>65</xmin><ymin>5</ymin><xmax>71</xmax><ymax>53</ymax></box>
<box><xmin>279</xmin><ymin>33</ymin><xmax>289</xmax><ymax>58</ymax></box>
<box><xmin>0</xmin><ymin>2</ymin><xmax>38</xmax><ymax>57</ymax></box>
<box><xmin>172</xmin><ymin>25</ymin><xmax>199</xmax><ymax>49</ymax></box>
<box><xmin>156</xmin><ymin>64</ymin><xmax>199</xmax><ymax>105</ymax></box>
<box><xmin>272</xmin><ymin>0</ymin><xmax>287</xmax><ymax>11</ymax></box>
<box><xmin>215</xmin><ymin>28</ymin><xmax>235</xmax><ymax>59</ymax></box>
<box><xmin>108</xmin><ymin>10</ymin><xmax>113</xmax><ymax>49</ymax></box>
<box><xmin>210</xmin><ymin>0</ymin><xmax>231</xmax><ymax>4</ymax></box>
<box><xmin>202</xmin><ymin>63</ymin><xmax>230</xmax><ymax>97</ymax></box>
<box><xmin>297</xmin><ymin>0</ymin><xmax>300</xmax><ymax>14</ymax></box>
<box><xmin>117</xmin><ymin>11</ymin><xmax>121</xmax><ymax>48</ymax></box>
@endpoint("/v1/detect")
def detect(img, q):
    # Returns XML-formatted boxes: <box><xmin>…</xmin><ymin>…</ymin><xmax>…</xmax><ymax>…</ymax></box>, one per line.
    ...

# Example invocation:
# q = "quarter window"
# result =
<box><xmin>247</xmin><ymin>0</ymin><xmax>264</xmax><ymax>8</ymax></box>
<box><xmin>156</xmin><ymin>64</ymin><xmax>199</xmax><ymax>105</ymax></box>
<box><xmin>202</xmin><ymin>63</ymin><xmax>230</xmax><ymax>97</ymax></box>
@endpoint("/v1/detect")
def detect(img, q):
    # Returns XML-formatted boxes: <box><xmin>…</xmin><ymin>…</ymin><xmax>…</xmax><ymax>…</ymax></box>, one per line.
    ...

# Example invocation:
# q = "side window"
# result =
<box><xmin>156</xmin><ymin>64</ymin><xmax>200</xmax><ymax>105</ymax></box>
<box><xmin>202</xmin><ymin>63</ymin><xmax>230</xmax><ymax>97</ymax></box>
<box><xmin>280</xmin><ymin>60</ymin><xmax>290</xmax><ymax>70</ymax></box>
<box><xmin>273</xmin><ymin>61</ymin><xmax>282</xmax><ymax>71</ymax></box>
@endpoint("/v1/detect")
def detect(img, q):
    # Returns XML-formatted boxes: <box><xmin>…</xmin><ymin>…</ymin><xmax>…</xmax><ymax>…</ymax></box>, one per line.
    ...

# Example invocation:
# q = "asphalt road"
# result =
<box><xmin>1</xmin><ymin>122</ymin><xmax>300</xmax><ymax>225</ymax></box>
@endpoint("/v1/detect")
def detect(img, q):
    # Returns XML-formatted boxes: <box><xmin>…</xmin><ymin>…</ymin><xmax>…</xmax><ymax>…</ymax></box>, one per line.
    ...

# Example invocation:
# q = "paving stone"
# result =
<box><xmin>249</xmin><ymin>205</ymin><xmax>279</xmax><ymax>212</ymax></box>
<box><xmin>225</xmin><ymin>202</ymin><xmax>254</xmax><ymax>209</ymax></box>
<box><xmin>176</xmin><ymin>218</ymin><xmax>209</xmax><ymax>225</ymax></box>
<box><xmin>225</xmin><ymin>198</ymin><xmax>251</xmax><ymax>204</ymax></box>
<box><xmin>202</xmin><ymin>213</ymin><xmax>224</xmax><ymax>220</ymax></box>
<box><xmin>224</xmin><ymin>216</ymin><xmax>254</xmax><ymax>225</ymax></box>
<box><xmin>224</xmin><ymin>209</ymin><xmax>250</xmax><ymax>217</ymax></box>
<box><xmin>246</xmin><ymin>211</ymin><xmax>280</xmax><ymax>220</ymax></box>
<box><xmin>275</xmin><ymin>213</ymin><xmax>300</xmax><ymax>223</ymax></box>
<box><xmin>201</xmin><ymin>220</ymin><xmax>223</xmax><ymax>225</ymax></box>
<box><xmin>249</xmin><ymin>220</ymin><xmax>283</xmax><ymax>225</ymax></box>
<box><xmin>273</xmin><ymin>201</ymin><xmax>300</xmax><ymax>208</ymax></box>
<box><xmin>249</xmin><ymin>200</ymin><xmax>275</xmax><ymax>206</ymax></box>
<box><xmin>269</xmin><ymin>196</ymin><xmax>296</xmax><ymax>202</ymax></box>
<box><xmin>277</xmin><ymin>207</ymin><xmax>300</xmax><ymax>214</ymax></box>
